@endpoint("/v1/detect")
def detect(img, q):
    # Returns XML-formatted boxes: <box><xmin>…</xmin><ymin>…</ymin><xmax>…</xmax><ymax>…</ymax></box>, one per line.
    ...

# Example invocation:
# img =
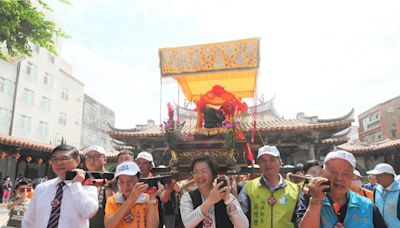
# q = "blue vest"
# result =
<box><xmin>320</xmin><ymin>191</ymin><xmax>374</xmax><ymax>228</ymax></box>
<box><xmin>374</xmin><ymin>181</ymin><xmax>400</xmax><ymax>228</ymax></box>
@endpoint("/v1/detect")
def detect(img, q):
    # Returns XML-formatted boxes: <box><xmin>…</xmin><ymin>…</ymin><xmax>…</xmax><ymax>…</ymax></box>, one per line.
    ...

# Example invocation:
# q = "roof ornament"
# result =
<box><xmin>58</xmin><ymin>137</ymin><xmax>68</xmax><ymax>150</ymax></box>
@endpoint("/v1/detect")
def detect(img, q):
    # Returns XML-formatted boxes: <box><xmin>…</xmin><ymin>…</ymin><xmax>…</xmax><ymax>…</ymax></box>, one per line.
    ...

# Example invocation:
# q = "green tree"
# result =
<box><xmin>0</xmin><ymin>0</ymin><xmax>68</xmax><ymax>60</ymax></box>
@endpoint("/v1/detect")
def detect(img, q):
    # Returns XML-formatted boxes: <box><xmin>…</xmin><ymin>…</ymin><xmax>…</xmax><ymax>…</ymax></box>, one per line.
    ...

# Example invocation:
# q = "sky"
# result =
<box><xmin>49</xmin><ymin>0</ymin><xmax>400</xmax><ymax>128</ymax></box>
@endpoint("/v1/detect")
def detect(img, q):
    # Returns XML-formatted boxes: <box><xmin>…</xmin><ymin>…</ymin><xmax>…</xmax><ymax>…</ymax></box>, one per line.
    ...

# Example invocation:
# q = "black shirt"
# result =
<box><xmin>295</xmin><ymin>192</ymin><xmax>387</xmax><ymax>227</ymax></box>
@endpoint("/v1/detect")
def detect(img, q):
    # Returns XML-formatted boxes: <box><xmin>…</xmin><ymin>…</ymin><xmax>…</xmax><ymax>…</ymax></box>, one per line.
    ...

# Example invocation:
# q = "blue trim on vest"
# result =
<box><xmin>374</xmin><ymin>181</ymin><xmax>400</xmax><ymax>227</ymax></box>
<box><xmin>320</xmin><ymin>191</ymin><xmax>374</xmax><ymax>228</ymax></box>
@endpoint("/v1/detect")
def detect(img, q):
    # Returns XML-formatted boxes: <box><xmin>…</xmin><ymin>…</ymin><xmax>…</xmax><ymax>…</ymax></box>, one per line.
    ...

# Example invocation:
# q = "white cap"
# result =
<box><xmin>136</xmin><ymin>151</ymin><xmax>155</xmax><ymax>167</ymax></box>
<box><xmin>324</xmin><ymin>150</ymin><xmax>356</xmax><ymax>169</ymax></box>
<box><xmin>367</xmin><ymin>163</ymin><xmax>396</xmax><ymax>176</ymax></box>
<box><xmin>82</xmin><ymin>145</ymin><xmax>106</xmax><ymax>155</ymax></box>
<box><xmin>257</xmin><ymin>145</ymin><xmax>280</xmax><ymax>159</ymax></box>
<box><xmin>115</xmin><ymin>162</ymin><xmax>141</xmax><ymax>178</ymax></box>
<box><xmin>354</xmin><ymin>170</ymin><xmax>362</xmax><ymax>179</ymax></box>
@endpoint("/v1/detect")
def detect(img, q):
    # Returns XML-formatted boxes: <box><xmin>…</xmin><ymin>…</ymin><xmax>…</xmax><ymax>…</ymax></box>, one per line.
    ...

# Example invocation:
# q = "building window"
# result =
<box><xmin>19</xmin><ymin>114</ymin><xmax>31</xmax><ymax>131</ymax></box>
<box><xmin>39</xmin><ymin>121</ymin><xmax>48</xmax><ymax>135</ymax></box>
<box><xmin>48</xmin><ymin>53</ymin><xmax>55</xmax><ymax>64</ymax></box>
<box><xmin>40</xmin><ymin>96</ymin><xmax>51</xmax><ymax>111</ymax></box>
<box><xmin>26</xmin><ymin>62</ymin><xmax>37</xmax><ymax>81</ymax></box>
<box><xmin>61</xmin><ymin>88</ymin><xmax>69</xmax><ymax>101</ymax></box>
<box><xmin>59</xmin><ymin>112</ymin><xmax>67</xmax><ymax>126</ymax></box>
<box><xmin>0</xmin><ymin>108</ymin><xmax>10</xmax><ymax>126</ymax></box>
<box><xmin>23</xmin><ymin>88</ymin><xmax>34</xmax><ymax>105</ymax></box>
<box><xmin>43</xmin><ymin>73</ymin><xmax>53</xmax><ymax>87</ymax></box>
<box><xmin>370</xmin><ymin>113</ymin><xmax>380</xmax><ymax>122</ymax></box>
<box><xmin>0</xmin><ymin>77</ymin><xmax>12</xmax><ymax>95</ymax></box>
<box><xmin>362</xmin><ymin>117</ymin><xmax>369</xmax><ymax>131</ymax></box>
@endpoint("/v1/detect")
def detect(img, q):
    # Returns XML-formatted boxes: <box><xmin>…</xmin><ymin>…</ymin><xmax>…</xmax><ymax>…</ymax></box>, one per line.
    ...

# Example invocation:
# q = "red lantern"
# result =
<box><xmin>26</xmin><ymin>156</ymin><xmax>32</xmax><ymax>163</ymax></box>
<box><xmin>37</xmin><ymin>158</ymin><xmax>43</xmax><ymax>165</ymax></box>
<box><xmin>14</xmin><ymin>152</ymin><xmax>21</xmax><ymax>160</ymax></box>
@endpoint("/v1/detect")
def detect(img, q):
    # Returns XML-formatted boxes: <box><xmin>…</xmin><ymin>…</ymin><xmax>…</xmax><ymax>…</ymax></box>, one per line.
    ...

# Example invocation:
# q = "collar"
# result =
<box><xmin>323</xmin><ymin>191</ymin><xmax>359</xmax><ymax>208</ymax></box>
<box><xmin>115</xmin><ymin>192</ymin><xmax>147</xmax><ymax>204</ymax></box>
<box><xmin>115</xmin><ymin>192</ymin><xmax>125</xmax><ymax>204</ymax></box>
<box><xmin>259</xmin><ymin>174</ymin><xmax>286</xmax><ymax>191</ymax></box>
<box><xmin>385</xmin><ymin>182</ymin><xmax>394</xmax><ymax>191</ymax></box>
<box><xmin>55</xmin><ymin>177</ymin><xmax>73</xmax><ymax>188</ymax></box>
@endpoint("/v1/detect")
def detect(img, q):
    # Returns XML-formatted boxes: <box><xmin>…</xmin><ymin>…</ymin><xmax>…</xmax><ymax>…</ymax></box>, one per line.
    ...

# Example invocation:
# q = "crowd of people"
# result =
<box><xmin>1</xmin><ymin>143</ymin><xmax>399</xmax><ymax>228</ymax></box>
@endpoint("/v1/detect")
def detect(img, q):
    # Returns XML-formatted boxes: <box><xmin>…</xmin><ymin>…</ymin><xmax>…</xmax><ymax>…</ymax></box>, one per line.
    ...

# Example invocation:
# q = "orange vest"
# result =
<box><xmin>353</xmin><ymin>187</ymin><xmax>373</xmax><ymax>201</ymax></box>
<box><xmin>105</xmin><ymin>193</ymin><xmax>150</xmax><ymax>228</ymax></box>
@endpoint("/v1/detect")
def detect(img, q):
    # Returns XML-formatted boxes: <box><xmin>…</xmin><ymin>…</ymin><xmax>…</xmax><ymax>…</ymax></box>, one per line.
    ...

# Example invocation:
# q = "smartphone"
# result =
<box><xmin>322</xmin><ymin>181</ymin><xmax>331</xmax><ymax>193</ymax></box>
<box><xmin>216</xmin><ymin>176</ymin><xmax>227</xmax><ymax>189</ymax></box>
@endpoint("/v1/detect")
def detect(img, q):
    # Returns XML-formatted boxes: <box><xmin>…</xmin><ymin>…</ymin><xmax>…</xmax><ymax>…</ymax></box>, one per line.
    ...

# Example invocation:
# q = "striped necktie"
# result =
<box><xmin>47</xmin><ymin>182</ymin><xmax>66</xmax><ymax>228</ymax></box>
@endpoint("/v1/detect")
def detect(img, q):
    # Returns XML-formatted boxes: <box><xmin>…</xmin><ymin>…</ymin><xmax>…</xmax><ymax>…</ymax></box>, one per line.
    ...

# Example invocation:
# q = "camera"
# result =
<box><xmin>139</xmin><ymin>175</ymin><xmax>173</xmax><ymax>189</ymax></box>
<box><xmin>216</xmin><ymin>176</ymin><xmax>228</xmax><ymax>189</ymax></box>
<box><xmin>322</xmin><ymin>181</ymin><xmax>331</xmax><ymax>193</ymax></box>
<box><xmin>65</xmin><ymin>171</ymin><xmax>114</xmax><ymax>182</ymax></box>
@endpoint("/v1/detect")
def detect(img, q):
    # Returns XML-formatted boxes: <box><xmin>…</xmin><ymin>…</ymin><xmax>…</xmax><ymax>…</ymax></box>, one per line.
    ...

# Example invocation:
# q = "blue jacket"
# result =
<box><xmin>320</xmin><ymin>191</ymin><xmax>374</xmax><ymax>228</ymax></box>
<box><xmin>374</xmin><ymin>180</ymin><xmax>400</xmax><ymax>228</ymax></box>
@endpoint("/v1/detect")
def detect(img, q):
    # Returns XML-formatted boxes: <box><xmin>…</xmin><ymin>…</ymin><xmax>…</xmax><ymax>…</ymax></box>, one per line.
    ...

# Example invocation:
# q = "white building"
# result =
<box><xmin>0</xmin><ymin>44</ymin><xmax>84</xmax><ymax>148</ymax></box>
<box><xmin>81</xmin><ymin>94</ymin><xmax>115</xmax><ymax>152</ymax></box>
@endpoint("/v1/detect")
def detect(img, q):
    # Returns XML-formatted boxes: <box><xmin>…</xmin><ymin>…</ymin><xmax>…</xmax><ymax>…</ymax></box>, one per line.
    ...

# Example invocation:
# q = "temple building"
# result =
<box><xmin>0</xmin><ymin>134</ymin><xmax>54</xmax><ymax>181</ymax></box>
<box><xmin>338</xmin><ymin>138</ymin><xmax>400</xmax><ymax>173</ymax></box>
<box><xmin>108</xmin><ymin>97</ymin><xmax>354</xmax><ymax>173</ymax></box>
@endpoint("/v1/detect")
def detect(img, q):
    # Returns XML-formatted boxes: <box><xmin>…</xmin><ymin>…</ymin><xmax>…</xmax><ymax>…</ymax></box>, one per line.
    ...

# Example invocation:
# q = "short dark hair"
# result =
<box><xmin>117</xmin><ymin>150</ymin><xmax>134</xmax><ymax>160</ymax></box>
<box><xmin>190</xmin><ymin>156</ymin><xmax>218</xmax><ymax>179</ymax></box>
<box><xmin>51</xmin><ymin>144</ymin><xmax>79</xmax><ymax>159</ymax></box>
<box><xmin>303</xmin><ymin>160</ymin><xmax>322</xmax><ymax>174</ymax></box>
<box><xmin>15</xmin><ymin>178</ymin><xmax>31</xmax><ymax>189</ymax></box>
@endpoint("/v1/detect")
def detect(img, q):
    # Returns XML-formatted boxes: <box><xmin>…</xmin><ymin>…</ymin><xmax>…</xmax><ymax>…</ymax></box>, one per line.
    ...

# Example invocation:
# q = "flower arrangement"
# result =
<box><xmin>161</xmin><ymin>103</ymin><xmax>181</xmax><ymax>149</ymax></box>
<box><xmin>222</xmin><ymin>119</ymin><xmax>240</xmax><ymax>172</ymax></box>
<box><xmin>222</xmin><ymin>120</ymin><xmax>236</xmax><ymax>150</ymax></box>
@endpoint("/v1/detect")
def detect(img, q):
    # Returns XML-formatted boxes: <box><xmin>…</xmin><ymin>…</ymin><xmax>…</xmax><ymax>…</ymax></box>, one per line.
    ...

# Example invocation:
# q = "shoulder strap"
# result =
<box><xmin>215</xmin><ymin>200</ymin><xmax>234</xmax><ymax>228</ymax></box>
<box><xmin>398</xmin><ymin>191</ymin><xmax>400</xmax><ymax>220</ymax></box>
<box><xmin>373</xmin><ymin>188</ymin><xmax>376</xmax><ymax>204</ymax></box>
<box><xmin>362</xmin><ymin>189</ymin><xmax>367</xmax><ymax>197</ymax></box>
<box><xmin>189</xmin><ymin>189</ymin><xmax>203</xmax><ymax>228</ymax></box>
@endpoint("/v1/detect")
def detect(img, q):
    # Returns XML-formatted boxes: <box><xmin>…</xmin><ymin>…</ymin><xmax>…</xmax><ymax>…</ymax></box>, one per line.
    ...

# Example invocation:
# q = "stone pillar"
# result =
<box><xmin>308</xmin><ymin>144</ymin><xmax>316</xmax><ymax>160</ymax></box>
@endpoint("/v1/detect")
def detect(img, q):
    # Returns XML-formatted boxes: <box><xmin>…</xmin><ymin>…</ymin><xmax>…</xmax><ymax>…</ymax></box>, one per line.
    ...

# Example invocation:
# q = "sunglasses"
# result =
<box><xmin>18</xmin><ymin>187</ymin><xmax>32</xmax><ymax>193</ymax></box>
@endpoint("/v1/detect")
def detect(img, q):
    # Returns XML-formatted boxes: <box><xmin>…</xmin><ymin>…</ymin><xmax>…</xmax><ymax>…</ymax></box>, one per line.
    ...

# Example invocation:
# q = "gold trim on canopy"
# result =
<box><xmin>159</xmin><ymin>38</ymin><xmax>260</xmax><ymax>101</ymax></box>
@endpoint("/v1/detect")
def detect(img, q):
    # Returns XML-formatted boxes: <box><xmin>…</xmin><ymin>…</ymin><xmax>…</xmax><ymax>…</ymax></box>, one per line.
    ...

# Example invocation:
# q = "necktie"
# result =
<box><xmin>47</xmin><ymin>182</ymin><xmax>66</xmax><ymax>228</ymax></box>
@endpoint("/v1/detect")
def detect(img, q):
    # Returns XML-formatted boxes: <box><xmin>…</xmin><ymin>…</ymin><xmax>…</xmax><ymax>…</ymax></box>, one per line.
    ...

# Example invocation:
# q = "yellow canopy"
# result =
<box><xmin>159</xmin><ymin>38</ymin><xmax>260</xmax><ymax>101</ymax></box>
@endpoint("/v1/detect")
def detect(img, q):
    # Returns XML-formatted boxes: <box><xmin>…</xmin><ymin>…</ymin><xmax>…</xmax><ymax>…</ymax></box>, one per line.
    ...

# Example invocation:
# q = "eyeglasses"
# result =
<box><xmin>51</xmin><ymin>156</ymin><xmax>73</xmax><ymax>163</ymax></box>
<box><xmin>18</xmin><ymin>187</ymin><xmax>32</xmax><ymax>193</ymax></box>
<box><xmin>191</xmin><ymin>170</ymin><xmax>211</xmax><ymax>176</ymax></box>
<box><xmin>85</xmin><ymin>155</ymin><xmax>104</xmax><ymax>161</ymax></box>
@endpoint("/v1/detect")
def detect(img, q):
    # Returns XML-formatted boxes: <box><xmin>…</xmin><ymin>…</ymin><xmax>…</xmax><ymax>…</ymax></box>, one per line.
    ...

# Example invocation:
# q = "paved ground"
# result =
<box><xmin>0</xmin><ymin>203</ymin><xmax>9</xmax><ymax>227</ymax></box>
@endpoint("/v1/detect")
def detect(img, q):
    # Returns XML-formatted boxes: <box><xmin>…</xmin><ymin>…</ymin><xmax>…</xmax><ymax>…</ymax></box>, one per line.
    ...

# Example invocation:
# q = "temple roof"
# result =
<box><xmin>0</xmin><ymin>134</ymin><xmax>53</xmax><ymax>153</ymax></box>
<box><xmin>338</xmin><ymin>138</ymin><xmax>400</xmax><ymax>154</ymax></box>
<box><xmin>109</xmin><ymin>99</ymin><xmax>354</xmax><ymax>140</ymax></box>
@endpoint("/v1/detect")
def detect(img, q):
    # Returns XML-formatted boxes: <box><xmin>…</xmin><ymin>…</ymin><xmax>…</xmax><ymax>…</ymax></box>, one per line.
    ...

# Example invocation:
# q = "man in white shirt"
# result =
<box><xmin>22</xmin><ymin>144</ymin><xmax>99</xmax><ymax>228</ymax></box>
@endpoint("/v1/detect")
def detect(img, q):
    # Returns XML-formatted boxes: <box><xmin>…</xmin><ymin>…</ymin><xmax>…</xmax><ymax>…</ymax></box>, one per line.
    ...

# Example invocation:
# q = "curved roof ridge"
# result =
<box><xmin>108</xmin><ymin>123</ymin><xmax>139</xmax><ymax>132</ymax></box>
<box><xmin>317</xmin><ymin>108</ymin><xmax>354</xmax><ymax>123</ymax></box>
<box><xmin>108</xmin><ymin>120</ymin><xmax>156</xmax><ymax>132</ymax></box>
<box><xmin>332</xmin><ymin>126</ymin><xmax>352</xmax><ymax>138</ymax></box>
